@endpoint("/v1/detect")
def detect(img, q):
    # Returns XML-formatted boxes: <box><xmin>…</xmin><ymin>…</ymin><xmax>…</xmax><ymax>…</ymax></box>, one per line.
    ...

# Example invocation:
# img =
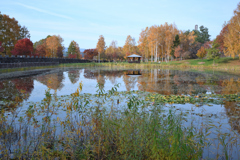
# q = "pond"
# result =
<box><xmin>1</xmin><ymin>68</ymin><xmax>239</xmax><ymax>104</ymax></box>
<box><xmin>0</xmin><ymin>67</ymin><xmax>240</xmax><ymax>159</ymax></box>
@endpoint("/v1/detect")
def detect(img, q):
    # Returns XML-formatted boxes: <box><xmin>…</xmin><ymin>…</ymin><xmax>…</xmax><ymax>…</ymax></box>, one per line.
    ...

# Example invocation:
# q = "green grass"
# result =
<box><xmin>0</xmin><ymin>65</ymin><xmax>59</xmax><ymax>73</ymax></box>
<box><xmin>160</xmin><ymin>57</ymin><xmax>239</xmax><ymax>66</ymax></box>
<box><xmin>1</xmin><ymin>57</ymin><xmax>239</xmax><ymax>74</ymax></box>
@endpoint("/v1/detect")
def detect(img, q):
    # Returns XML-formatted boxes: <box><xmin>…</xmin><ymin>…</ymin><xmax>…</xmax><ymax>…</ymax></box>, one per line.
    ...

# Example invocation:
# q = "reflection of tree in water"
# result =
<box><xmin>221</xmin><ymin>78</ymin><xmax>240</xmax><ymax>94</ymax></box>
<box><xmin>224</xmin><ymin>101</ymin><xmax>240</xmax><ymax>134</ymax></box>
<box><xmin>84</xmin><ymin>69</ymin><xmax>124</xmax><ymax>88</ymax></box>
<box><xmin>97</xmin><ymin>75</ymin><xmax>105</xmax><ymax>90</ymax></box>
<box><xmin>0</xmin><ymin>77</ymin><xmax>34</xmax><ymax>108</ymax></box>
<box><xmin>84</xmin><ymin>69</ymin><xmax>98</xmax><ymax>79</ymax></box>
<box><xmin>137</xmin><ymin>70</ymin><xmax>209</xmax><ymax>95</ymax></box>
<box><xmin>36</xmin><ymin>72</ymin><xmax>65</xmax><ymax>90</ymax></box>
<box><xmin>123</xmin><ymin>74</ymin><xmax>138</xmax><ymax>91</ymax></box>
<box><xmin>68</xmin><ymin>70</ymin><xmax>80</xmax><ymax>84</ymax></box>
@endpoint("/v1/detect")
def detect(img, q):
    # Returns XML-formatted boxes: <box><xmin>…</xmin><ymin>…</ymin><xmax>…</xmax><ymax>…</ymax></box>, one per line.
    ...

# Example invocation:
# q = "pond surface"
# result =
<box><xmin>0</xmin><ymin>67</ymin><xmax>240</xmax><ymax>159</ymax></box>
<box><xmin>0</xmin><ymin>68</ymin><xmax>239</xmax><ymax>104</ymax></box>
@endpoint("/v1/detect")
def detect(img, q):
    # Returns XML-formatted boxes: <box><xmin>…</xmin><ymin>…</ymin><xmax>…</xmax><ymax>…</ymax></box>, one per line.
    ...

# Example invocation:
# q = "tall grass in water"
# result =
<box><xmin>1</xmin><ymin>83</ymin><xmax>238</xmax><ymax>159</ymax></box>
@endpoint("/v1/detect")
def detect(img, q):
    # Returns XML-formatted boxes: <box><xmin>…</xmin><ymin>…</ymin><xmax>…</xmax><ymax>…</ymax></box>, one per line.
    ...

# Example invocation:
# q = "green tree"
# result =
<box><xmin>206</xmin><ymin>40</ymin><xmax>221</xmax><ymax>65</ymax></box>
<box><xmin>170</xmin><ymin>34</ymin><xmax>180</xmax><ymax>58</ymax></box>
<box><xmin>194</xmin><ymin>25</ymin><xmax>210</xmax><ymax>44</ymax></box>
<box><xmin>67</xmin><ymin>40</ymin><xmax>81</xmax><ymax>58</ymax></box>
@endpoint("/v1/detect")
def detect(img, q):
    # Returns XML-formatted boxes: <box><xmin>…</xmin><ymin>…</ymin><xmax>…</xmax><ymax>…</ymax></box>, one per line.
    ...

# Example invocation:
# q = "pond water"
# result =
<box><xmin>0</xmin><ymin>67</ymin><xmax>240</xmax><ymax>159</ymax></box>
<box><xmin>0</xmin><ymin>67</ymin><xmax>239</xmax><ymax>105</ymax></box>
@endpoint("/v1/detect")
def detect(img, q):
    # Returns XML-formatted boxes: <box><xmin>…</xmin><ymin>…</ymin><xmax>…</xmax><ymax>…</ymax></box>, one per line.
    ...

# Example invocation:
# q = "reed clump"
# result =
<box><xmin>0</xmin><ymin>83</ymin><xmax>240</xmax><ymax>159</ymax></box>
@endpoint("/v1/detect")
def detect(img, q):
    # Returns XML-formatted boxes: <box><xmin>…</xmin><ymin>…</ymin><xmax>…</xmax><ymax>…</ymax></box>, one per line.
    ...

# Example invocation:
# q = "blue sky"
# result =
<box><xmin>1</xmin><ymin>0</ymin><xmax>239</xmax><ymax>49</ymax></box>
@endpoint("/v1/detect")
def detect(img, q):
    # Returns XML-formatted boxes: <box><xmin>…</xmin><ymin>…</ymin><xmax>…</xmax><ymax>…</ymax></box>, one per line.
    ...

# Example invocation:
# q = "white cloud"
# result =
<box><xmin>15</xmin><ymin>2</ymin><xmax>74</xmax><ymax>20</ymax></box>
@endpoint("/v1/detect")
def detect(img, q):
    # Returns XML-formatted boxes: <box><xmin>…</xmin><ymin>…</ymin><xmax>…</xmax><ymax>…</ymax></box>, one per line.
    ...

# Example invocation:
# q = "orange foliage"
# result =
<box><xmin>196</xmin><ymin>46</ymin><xmax>207</xmax><ymax>59</ymax></box>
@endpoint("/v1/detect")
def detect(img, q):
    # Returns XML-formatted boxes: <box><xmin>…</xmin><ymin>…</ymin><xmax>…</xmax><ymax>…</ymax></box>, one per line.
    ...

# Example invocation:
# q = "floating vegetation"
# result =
<box><xmin>0</xmin><ymin>82</ymin><xmax>240</xmax><ymax>159</ymax></box>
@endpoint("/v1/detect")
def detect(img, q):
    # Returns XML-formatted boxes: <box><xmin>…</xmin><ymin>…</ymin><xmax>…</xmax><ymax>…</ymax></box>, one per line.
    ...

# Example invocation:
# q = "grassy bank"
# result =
<box><xmin>1</xmin><ymin>83</ymin><xmax>240</xmax><ymax>159</ymax></box>
<box><xmin>60</xmin><ymin>57</ymin><xmax>240</xmax><ymax>73</ymax></box>
<box><xmin>1</xmin><ymin>57</ymin><xmax>239</xmax><ymax>74</ymax></box>
<box><xmin>0</xmin><ymin>65</ymin><xmax>59</xmax><ymax>73</ymax></box>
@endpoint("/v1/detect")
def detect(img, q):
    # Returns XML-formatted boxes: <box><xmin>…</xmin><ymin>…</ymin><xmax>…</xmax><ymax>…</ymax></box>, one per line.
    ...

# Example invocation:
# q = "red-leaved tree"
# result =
<box><xmin>174</xmin><ymin>46</ymin><xmax>183</xmax><ymax>60</ymax></box>
<box><xmin>35</xmin><ymin>44</ymin><xmax>46</xmax><ymax>57</ymax></box>
<box><xmin>84</xmin><ymin>49</ymin><xmax>98</xmax><ymax>60</ymax></box>
<box><xmin>68</xmin><ymin>54</ymin><xmax>77</xmax><ymax>59</ymax></box>
<box><xmin>215</xmin><ymin>24</ymin><xmax>228</xmax><ymax>53</ymax></box>
<box><xmin>11</xmin><ymin>38</ymin><xmax>33</xmax><ymax>56</ymax></box>
<box><xmin>56</xmin><ymin>46</ymin><xmax>63</xmax><ymax>58</ymax></box>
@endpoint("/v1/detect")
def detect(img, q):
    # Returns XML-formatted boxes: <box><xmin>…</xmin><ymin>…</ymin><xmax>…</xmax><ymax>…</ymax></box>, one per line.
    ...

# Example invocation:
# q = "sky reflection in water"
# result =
<box><xmin>0</xmin><ymin>68</ymin><xmax>240</xmax><ymax>103</ymax></box>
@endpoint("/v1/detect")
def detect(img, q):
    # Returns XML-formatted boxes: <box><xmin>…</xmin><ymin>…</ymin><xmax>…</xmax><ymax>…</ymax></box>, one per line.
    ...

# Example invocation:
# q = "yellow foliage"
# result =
<box><xmin>224</xmin><ymin>3</ymin><xmax>240</xmax><ymax>59</ymax></box>
<box><xmin>196</xmin><ymin>46</ymin><xmax>207</xmax><ymax>59</ymax></box>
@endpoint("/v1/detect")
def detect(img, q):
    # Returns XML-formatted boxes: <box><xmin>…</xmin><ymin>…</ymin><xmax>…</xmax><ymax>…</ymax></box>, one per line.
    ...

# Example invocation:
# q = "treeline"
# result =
<box><xmin>0</xmin><ymin>12</ymin><xmax>82</xmax><ymax>59</ymax></box>
<box><xmin>97</xmin><ymin>3</ymin><xmax>240</xmax><ymax>62</ymax></box>
<box><xmin>1</xmin><ymin>2</ymin><xmax>240</xmax><ymax>61</ymax></box>
<box><xmin>95</xmin><ymin>24</ymin><xmax>210</xmax><ymax>62</ymax></box>
<box><xmin>0</xmin><ymin>12</ymin><xmax>30</xmax><ymax>56</ymax></box>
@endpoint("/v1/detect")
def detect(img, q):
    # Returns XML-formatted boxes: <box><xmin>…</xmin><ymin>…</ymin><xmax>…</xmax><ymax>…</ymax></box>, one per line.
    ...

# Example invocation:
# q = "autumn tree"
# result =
<box><xmin>0</xmin><ymin>12</ymin><xmax>21</xmax><ymax>56</ymax></box>
<box><xmin>106</xmin><ymin>40</ymin><xmax>118</xmax><ymax>61</ymax></box>
<box><xmin>11</xmin><ymin>38</ymin><xmax>33</xmax><ymax>56</ymax></box>
<box><xmin>46</xmin><ymin>35</ymin><xmax>64</xmax><ymax>58</ymax></box>
<box><xmin>216</xmin><ymin>24</ymin><xmax>229</xmax><ymax>53</ymax></box>
<box><xmin>224</xmin><ymin>3</ymin><xmax>240</xmax><ymax>59</ymax></box>
<box><xmin>138</xmin><ymin>27</ymin><xmax>149</xmax><ymax>61</ymax></box>
<box><xmin>96</xmin><ymin>35</ymin><xmax>106</xmax><ymax>60</ymax></box>
<box><xmin>196</xmin><ymin>46</ymin><xmax>207</xmax><ymax>59</ymax></box>
<box><xmin>67</xmin><ymin>40</ymin><xmax>81</xmax><ymax>59</ymax></box>
<box><xmin>35</xmin><ymin>44</ymin><xmax>46</xmax><ymax>57</ymax></box>
<box><xmin>147</xmin><ymin>25</ymin><xmax>159</xmax><ymax>62</ymax></box>
<box><xmin>179</xmin><ymin>30</ymin><xmax>196</xmax><ymax>59</ymax></box>
<box><xmin>164</xmin><ymin>23</ymin><xmax>179</xmax><ymax>62</ymax></box>
<box><xmin>46</xmin><ymin>36</ymin><xmax>58</xmax><ymax>57</ymax></box>
<box><xmin>84</xmin><ymin>49</ymin><xmax>98</xmax><ymax>60</ymax></box>
<box><xmin>117</xmin><ymin>46</ymin><xmax>125</xmax><ymax>60</ymax></box>
<box><xmin>137</xmin><ymin>23</ymin><xmax>179</xmax><ymax>62</ymax></box>
<box><xmin>174</xmin><ymin>46</ymin><xmax>183</xmax><ymax>60</ymax></box>
<box><xmin>123</xmin><ymin>35</ymin><xmax>136</xmax><ymax>58</ymax></box>
<box><xmin>56</xmin><ymin>46</ymin><xmax>63</xmax><ymax>58</ymax></box>
<box><xmin>33</xmin><ymin>35</ymin><xmax>51</xmax><ymax>49</ymax></box>
<box><xmin>33</xmin><ymin>35</ymin><xmax>51</xmax><ymax>56</ymax></box>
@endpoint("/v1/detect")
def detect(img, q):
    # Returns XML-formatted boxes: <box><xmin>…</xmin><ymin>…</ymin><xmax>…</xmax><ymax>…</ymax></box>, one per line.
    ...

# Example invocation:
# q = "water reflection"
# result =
<box><xmin>123</xmin><ymin>70</ymin><xmax>141</xmax><ymax>91</ymax></box>
<box><xmin>224</xmin><ymin>101</ymin><xmax>240</xmax><ymax>134</ymax></box>
<box><xmin>0</xmin><ymin>68</ymin><xmax>239</xmax><ymax>105</ymax></box>
<box><xmin>68</xmin><ymin>70</ymin><xmax>81</xmax><ymax>84</ymax></box>
<box><xmin>36</xmin><ymin>72</ymin><xmax>65</xmax><ymax>90</ymax></box>
<box><xmin>0</xmin><ymin>77</ymin><xmax>34</xmax><ymax>108</ymax></box>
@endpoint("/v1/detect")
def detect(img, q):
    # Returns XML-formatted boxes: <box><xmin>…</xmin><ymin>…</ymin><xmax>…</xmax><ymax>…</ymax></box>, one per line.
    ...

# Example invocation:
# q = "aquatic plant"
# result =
<box><xmin>0</xmin><ymin>82</ymin><xmax>240</xmax><ymax>159</ymax></box>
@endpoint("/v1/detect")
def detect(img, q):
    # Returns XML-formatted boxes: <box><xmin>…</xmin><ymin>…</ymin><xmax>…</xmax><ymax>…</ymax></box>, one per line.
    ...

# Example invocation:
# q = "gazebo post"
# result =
<box><xmin>127</xmin><ymin>54</ymin><xmax>142</xmax><ymax>63</ymax></box>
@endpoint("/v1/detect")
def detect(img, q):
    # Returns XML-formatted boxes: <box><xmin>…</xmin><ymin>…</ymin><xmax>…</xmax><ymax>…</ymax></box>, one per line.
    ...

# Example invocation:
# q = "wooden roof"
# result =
<box><xmin>127</xmin><ymin>54</ymin><xmax>142</xmax><ymax>58</ymax></box>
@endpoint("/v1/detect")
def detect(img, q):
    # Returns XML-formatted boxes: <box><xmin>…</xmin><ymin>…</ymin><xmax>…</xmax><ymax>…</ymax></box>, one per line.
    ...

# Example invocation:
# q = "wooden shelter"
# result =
<box><xmin>127</xmin><ymin>54</ymin><xmax>141</xmax><ymax>63</ymax></box>
<box><xmin>125</xmin><ymin>70</ymin><xmax>142</xmax><ymax>77</ymax></box>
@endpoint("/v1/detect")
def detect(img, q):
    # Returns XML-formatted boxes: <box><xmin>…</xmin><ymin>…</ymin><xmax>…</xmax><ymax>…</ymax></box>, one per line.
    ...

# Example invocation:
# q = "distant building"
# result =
<box><xmin>195</xmin><ymin>25</ymin><xmax>198</xmax><ymax>30</ymax></box>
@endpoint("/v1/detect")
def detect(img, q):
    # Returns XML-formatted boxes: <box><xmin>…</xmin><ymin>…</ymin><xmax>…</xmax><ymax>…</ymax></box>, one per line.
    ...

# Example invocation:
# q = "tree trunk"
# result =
<box><xmin>154</xmin><ymin>42</ymin><xmax>158</xmax><ymax>62</ymax></box>
<box><xmin>151</xmin><ymin>47</ymin><xmax>153</xmax><ymax>62</ymax></box>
